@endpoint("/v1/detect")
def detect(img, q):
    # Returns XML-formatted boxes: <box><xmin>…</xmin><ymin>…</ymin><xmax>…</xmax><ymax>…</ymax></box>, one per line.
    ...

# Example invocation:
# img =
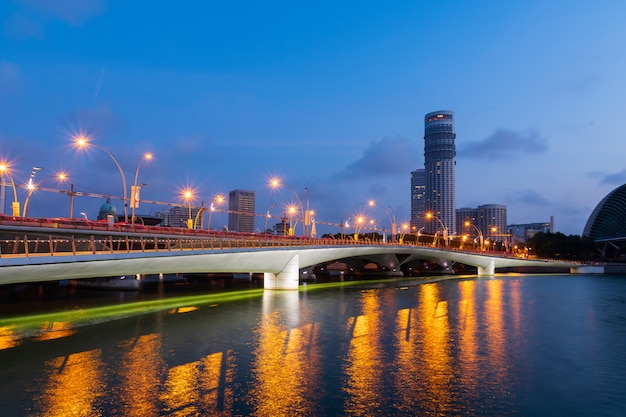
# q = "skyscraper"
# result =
<box><xmin>410</xmin><ymin>168</ymin><xmax>426</xmax><ymax>232</ymax></box>
<box><xmin>424</xmin><ymin>110</ymin><xmax>456</xmax><ymax>235</ymax></box>
<box><xmin>228</xmin><ymin>189</ymin><xmax>255</xmax><ymax>233</ymax></box>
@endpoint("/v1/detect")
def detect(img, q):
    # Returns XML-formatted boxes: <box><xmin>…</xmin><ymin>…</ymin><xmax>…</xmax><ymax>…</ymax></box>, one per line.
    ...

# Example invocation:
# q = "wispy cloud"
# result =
<box><xmin>333</xmin><ymin>136</ymin><xmax>418</xmax><ymax>180</ymax></box>
<box><xmin>16</xmin><ymin>0</ymin><xmax>107</xmax><ymax>26</ymax></box>
<box><xmin>505</xmin><ymin>189</ymin><xmax>549</xmax><ymax>206</ymax></box>
<box><xmin>460</xmin><ymin>128</ymin><xmax>548</xmax><ymax>160</ymax></box>
<box><xmin>599</xmin><ymin>169</ymin><xmax>626</xmax><ymax>185</ymax></box>
<box><xmin>3</xmin><ymin>0</ymin><xmax>106</xmax><ymax>40</ymax></box>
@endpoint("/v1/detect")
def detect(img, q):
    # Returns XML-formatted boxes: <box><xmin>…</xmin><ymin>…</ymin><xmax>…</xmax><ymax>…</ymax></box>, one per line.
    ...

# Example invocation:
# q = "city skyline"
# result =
<box><xmin>1</xmin><ymin>1</ymin><xmax>626</xmax><ymax>235</ymax></box>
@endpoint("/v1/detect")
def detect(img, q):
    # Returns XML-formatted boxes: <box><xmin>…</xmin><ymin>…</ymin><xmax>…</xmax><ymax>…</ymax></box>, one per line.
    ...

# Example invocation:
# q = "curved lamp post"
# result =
<box><xmin>75</xmin><ymin>136</ymin><xmax>128</xmax><ymax>223</ymax></box>
<box><xmin>368</xmin><ymin>200</ymin><xmax>397</xmax><ymax>243</ymax></box>
<box><xmin>207</xmin><ymin>194</ymin><xmax>225</xmax><ymax>230</ymax></box>
<box><xmin>269</xmin><ymin>177</ymin><xmax>305</xmax><ymax>236</ymax></box>
<box><xmin>265</xmin><ymin>203</ymin><xmax>277</xmax><ymax>234</ymax></box>
<box><xmin>426</xmin><ymin>212</ymin><xmax>449</xmax><ymax>248</ymax></box>
<box><xmin>23</xmin><ymin>171</ymin><xmax>68</xmax><ymax>217</ymax></box>
<box><xmin>0</xmin><ymin>163</ymin><xmax>19</xmax><ymax>216</ymax></box>
<box><xmin>464</xmin><ymin>221</ymin><xmax>484</xmax><ymax>250</ymax></box>
<box><xmin>131</xmin><ymin>152</ymin><xmax>153</xmax><ymax>225</ymax></box>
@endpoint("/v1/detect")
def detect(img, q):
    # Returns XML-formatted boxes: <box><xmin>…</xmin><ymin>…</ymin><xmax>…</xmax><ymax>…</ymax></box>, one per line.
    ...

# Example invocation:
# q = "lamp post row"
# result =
<box><xmin>3</xmin><ymin>137</ymin><xmax>420</xmax><ymax>239</ymax></box>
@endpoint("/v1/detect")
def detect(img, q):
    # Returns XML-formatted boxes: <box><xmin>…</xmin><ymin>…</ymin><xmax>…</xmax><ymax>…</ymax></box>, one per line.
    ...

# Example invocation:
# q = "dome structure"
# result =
<box><xmin>97</xmin><ymin>198</ymin><xmax>118</xmax><ymax>221</ymax></box>
<box><xmin>583</xmin><ymin>184</ymin><xmax>626</xmax><ymax>241</ymax></box>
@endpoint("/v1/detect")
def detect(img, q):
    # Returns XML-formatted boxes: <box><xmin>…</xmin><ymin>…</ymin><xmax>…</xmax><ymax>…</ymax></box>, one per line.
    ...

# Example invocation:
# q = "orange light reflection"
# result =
<box><xmin>36</xmin><ymin>349</ymin><xmax>103</xmax><ymax>417</ymax></box>
<box><xmin>343</xmin><ymin>290</ymin><xmax>384</xmax><ymax>416</ymax></box>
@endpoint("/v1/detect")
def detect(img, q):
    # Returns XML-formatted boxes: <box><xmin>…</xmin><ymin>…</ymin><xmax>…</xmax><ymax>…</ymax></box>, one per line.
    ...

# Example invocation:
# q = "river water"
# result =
<box><xmin>0</xmin><ymin>273</ymin><xmax>625</xmax><ymax>416</ymax></box>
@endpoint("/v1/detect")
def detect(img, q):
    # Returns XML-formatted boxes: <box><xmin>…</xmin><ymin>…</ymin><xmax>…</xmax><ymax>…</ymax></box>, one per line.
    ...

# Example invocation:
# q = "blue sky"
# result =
<box><xmin>1</xmin><ymin>0</ymin><xmax>625</xmax><ymax>236</ymax></box>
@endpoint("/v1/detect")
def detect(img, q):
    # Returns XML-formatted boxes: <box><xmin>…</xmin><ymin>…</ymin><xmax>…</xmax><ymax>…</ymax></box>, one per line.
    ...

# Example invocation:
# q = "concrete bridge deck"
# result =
<box><xmin>0</xmin><ymin>219</ymin><xmax>599</xmax><ymax>289</ymax></box>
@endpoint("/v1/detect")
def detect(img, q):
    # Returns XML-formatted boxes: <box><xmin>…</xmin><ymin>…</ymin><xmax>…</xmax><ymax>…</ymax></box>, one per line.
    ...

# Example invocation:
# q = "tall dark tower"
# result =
<box><xmin>424</xmin><ymin>110</ymin><xmax>456</xmax><ymax>235</ymax></box>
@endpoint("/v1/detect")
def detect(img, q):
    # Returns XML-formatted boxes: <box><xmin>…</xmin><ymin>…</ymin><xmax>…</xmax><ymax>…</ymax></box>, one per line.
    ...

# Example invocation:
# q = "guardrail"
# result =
<box><xmin>0</xmin><ymin>230</ymin><xmax>411</xmax><ymax>258</ymax></box>
<box><xmin>1</xmin><ymin>215</ymin><xmax>575</xmax><ymax>262</ymax></box>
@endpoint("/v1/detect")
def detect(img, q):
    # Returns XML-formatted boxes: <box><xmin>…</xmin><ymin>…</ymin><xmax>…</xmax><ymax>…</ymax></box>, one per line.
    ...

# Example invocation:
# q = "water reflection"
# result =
<box><xmin>35</xmin><ymin>349</ymin><xmax>104</xmax><ymax>417</ymax></box>
<box><xmin>395</xmin><ymin>283</ymin><xmax>453</xmax><ymax>414</ymax></box>
<box><xmin>457</xmin><ymin>280</ymin><xmax>480</xmax><ymax>406</ymax></box>
<box><xmin>35</xmin><ymin>321</ymin><xmax>76</xmax><ymax>342</ymax></box>
<box><xmin>3</xmin><ymin>275</ymin><xmax>624</xmax><ymax>416</ymax></box>
<box><xmin>343</xmin><ymin>289</ymin><xmax>385</xmax><ymax>416</ymax></box>
<box><xmin>250</xmin><ymin>291</ymin><xmax>322</xmax><ymax>416</ymax></box>
<box><xmin>116</xmin><ymin>334</ymin><xmax>163</xmax><ymax>417</ymax></box>
<box><xmin>0</xmin><ymin>326</ymin><xmax>20</xmax><ymax>350</ymax></box>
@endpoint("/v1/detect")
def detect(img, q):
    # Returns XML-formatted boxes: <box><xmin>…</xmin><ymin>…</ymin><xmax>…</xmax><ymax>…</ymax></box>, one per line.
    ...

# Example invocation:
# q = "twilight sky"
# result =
<box><xmin>1</xmin><ymin>0</ymin><xmax>625</xmax><ymax>236</ymax></box>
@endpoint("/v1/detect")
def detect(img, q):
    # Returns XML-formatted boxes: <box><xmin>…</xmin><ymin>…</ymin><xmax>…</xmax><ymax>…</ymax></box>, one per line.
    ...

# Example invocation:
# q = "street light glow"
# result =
<box><xmin>73</xmin><ymin>134</ymin><xmax>129</xmax><ymax>222</ymax></box>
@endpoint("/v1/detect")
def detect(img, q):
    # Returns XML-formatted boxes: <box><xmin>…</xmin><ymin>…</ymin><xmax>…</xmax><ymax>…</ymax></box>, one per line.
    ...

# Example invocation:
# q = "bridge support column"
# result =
<box><xmin>264</xmin><ymin>254</ymin><xmax>300</xmax><ymax>290</ymax></box>
<box><xmin>477</xmin><ymin>260</ymin><xmax>495</xmax><ymax>276</ymax></box>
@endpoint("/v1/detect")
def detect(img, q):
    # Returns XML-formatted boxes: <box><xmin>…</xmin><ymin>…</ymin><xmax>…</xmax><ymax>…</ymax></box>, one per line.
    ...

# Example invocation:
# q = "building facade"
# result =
<box><xmin>477</xmin><ymin>204</ymin><xmax>507</xmax><ymax>241</ymax></box>
<box><xmin>410</xmin><ymin>168</ymin><xmax>427</xmax><ymax>232</ymax></box>
<box><xmin>457</xmin><ymin>204</ymin><xmax>508</xmax><ymax>244</ymax></box>
<box><xmin>424</xmin><ymin>110</ymin><xmax>456</xmax><ymax>235</ymax></box>
<box><xmin>168</xmin><ymin>206</ymin><xmax>201</xmax><ymax>228</ymax></box>
<box><xmin>228</xmin><ymin>189</ymin><xmax>255</xmax><ymax>233</ymax></box>
<box><xmin>509</xmin><ymin>217</ymin><xmax>555</xmax><ymax>243</ymax></box>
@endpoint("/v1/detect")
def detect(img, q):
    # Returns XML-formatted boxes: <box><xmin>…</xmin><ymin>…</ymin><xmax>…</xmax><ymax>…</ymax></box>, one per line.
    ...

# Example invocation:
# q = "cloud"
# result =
<box><xmin>333</xmin><ymin>136</ymin><xmax>419</xmax><ymax>180</ymax></box>
<box><xmin>2</xmin><ymin>13</ymin><xmax>44</xmax><ymax>40</ymax></box>
<box><xmin>460</xmin><ymin>128</ymin><xmax>548</xmax><ymax>160</ymax></box>
<box><xmin>599</xmin><ymin>169</ymin><xmax>626</xmax><ymax>186</ymax></box>
<box><xmin>3</xmin><ymin>0</ymin><xmax>106</xmax><ymax>39</ymax></box>
<box><xmin>505</xmin><ymin>189</ymin><xmax>549</xmax><ymax>206</ymax></box>
<box><xmin>15</xmin><ymin>0</ymin><xmax>107</xmax><ymax>26</ymax></box>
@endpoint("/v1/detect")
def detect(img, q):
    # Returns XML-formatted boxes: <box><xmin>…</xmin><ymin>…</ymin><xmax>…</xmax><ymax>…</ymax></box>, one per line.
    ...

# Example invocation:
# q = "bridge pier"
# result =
<box><xmin>477</xmin><ymin>260</ymin><xmax>495</xmax><ymax>276</ymax></box>
<box><xmin>264</xmin><ymin>254</ymin><xmax>300</xmax><ymax>290</ymax></box>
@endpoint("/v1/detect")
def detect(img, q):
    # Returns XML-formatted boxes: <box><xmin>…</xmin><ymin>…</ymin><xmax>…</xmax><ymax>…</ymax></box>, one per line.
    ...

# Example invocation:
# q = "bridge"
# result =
<box><xmin>0</xmin><ymin>217</ymin><xmax>600</xmax><ymax>290</ymax></box>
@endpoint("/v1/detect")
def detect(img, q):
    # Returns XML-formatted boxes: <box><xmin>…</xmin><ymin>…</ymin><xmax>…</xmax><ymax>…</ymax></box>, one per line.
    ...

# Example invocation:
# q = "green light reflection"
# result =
<box><xmin>0</xmin><ymin>289</ymin><xmax>265</xmax><ymax>333</ymax></box>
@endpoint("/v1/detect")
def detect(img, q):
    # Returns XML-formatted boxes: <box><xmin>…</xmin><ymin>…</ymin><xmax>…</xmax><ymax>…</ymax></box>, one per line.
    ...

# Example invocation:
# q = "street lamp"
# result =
<box><xmin>426</xmin><ymin>212</ymin><xmax>449</xmax><ymax>248</ymax></box>
<box><xmin>287</xmin><ymin>205</ymin><xmax>298</xmax><ymax>236</ymax></box>
<box><xmin>269</xmin><ymin>177</ymin><xmax>305</xmax><ymax>236</ymax></box>
<box><xmin>207</xmin><ymin>194</ymin><xmax>225</xmax><ymax>230</ymax></box>
<box><xmin>22</xmin><ymin>171</ymin><xmax>69</xmax><ymax>217</ymax></box>
<box><xmin>399</xmin><ymin>223</ymin><xmax>410</xmax><ymax>244</ymax></box>
<box><xmin>368</xmin><ymin>200</ymin><xmax>397</xmax><ymax>243</ymax></box>
<box><xmin>265</xmin><ymin>203</ymin><xmax>277</xmax><ymax>234</ymax></box>
<box><xmin>464</xmin><ymin>220</ymin><xmax>484</xmax><ymax>250</ymax></box>
<box><xmin>131</xmin><ymin>152</ymin><xmax>153</xmax><ymax>225</ymax></box>
<box><xmin>0</xmin><ymin>163</ymin><xmax>19</xmax><ymax>216</ymax></box>
<box><xmin>182</xmin><ymin>188</ymin><xmax>194</xmax><ymax>229</ymax></box>
<box><xmin>75</xmin><ymin>135</ymin><xmax>129</xmax><ymax>223</ymax></box>
<box><xmin>353</xmin><ymin>215</ymin><xmax>365</xmax><ymax>241</ymax></box>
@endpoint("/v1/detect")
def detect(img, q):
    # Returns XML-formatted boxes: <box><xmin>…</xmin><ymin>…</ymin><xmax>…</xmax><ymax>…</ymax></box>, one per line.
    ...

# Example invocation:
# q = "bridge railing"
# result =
<box><xmin>0</xmin><ymin>230</ymin><xmax>413</xmax><ymax>258</ymax></box>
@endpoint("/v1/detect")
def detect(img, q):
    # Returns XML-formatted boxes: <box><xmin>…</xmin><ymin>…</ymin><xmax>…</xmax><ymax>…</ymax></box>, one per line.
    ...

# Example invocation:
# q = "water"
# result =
<box><xmin>1</xmin><ymin>274</ymin><xmax>626</xmax><ymax>416</ymax></box>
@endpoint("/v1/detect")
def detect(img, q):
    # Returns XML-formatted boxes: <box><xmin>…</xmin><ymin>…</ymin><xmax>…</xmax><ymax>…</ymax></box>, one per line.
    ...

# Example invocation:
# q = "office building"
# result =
<box><xmin>228</xmin><ymin>189</ymin><xmax>255</xmax><ymax>233</ymax></box>
<box><xmin>457</xmin><ymin>204</ymin><xmax>508</xmax><ymax>242</ymax></box>
<box><xmin>410</xmin><ymin>168</ymin><xmax>427</xmax><ymax>232</ymax></box>
<box><xmin>509</xmin><ymin>217</ymin><xmax>555</xmax><ymax>243</ymax></box>
<box><xmin>168</xmin><ymin>205</ymin><xmax>201</xmax><ymax>228</ymax></box>
<box><xmin>424</xmin><ymin>110</ymin><xmax>456</xmax><ymax>235</ymax></box>
<box><xmin>478</xmin><ymin>204</ymin><xmax>507</xmax><ymax>240</ymax></box>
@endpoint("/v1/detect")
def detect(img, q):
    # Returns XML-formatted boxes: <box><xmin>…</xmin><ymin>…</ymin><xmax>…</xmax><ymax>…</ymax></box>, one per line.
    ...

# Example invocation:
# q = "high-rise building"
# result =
<box><xmin>456</xmin><ymin>204</ymin><xmax>508</xmax><ymax>242</ymax></box>
<box><xmin>478</xmin><ymin>204</ymin><xmax>507</xmax><ymax>241</ymax></box>
<box><xmin>168</xmin><ymin>206</ymin><xmax>201</xmax><ymax>228</ymax></box>
<box><xmin>228</xmin><ymin>190</ymin><xmax>255</xmax><ymax>233</ymax></box>
<box><xmin>410</xmin><ymin>169</ymin><xmax>427</xmax><ymax>232</ymax></box>
<box><xmin>424</xmin><ymin>110</ymin><xmax>456</xmax><ymax>235</ymax></box>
